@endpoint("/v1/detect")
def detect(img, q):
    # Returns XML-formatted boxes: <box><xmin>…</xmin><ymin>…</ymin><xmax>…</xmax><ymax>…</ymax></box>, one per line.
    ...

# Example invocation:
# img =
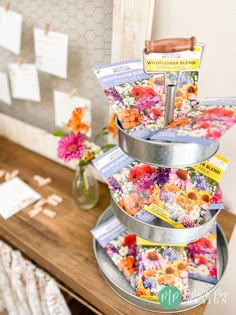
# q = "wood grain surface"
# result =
<box><xmin>0</xmin><ymin>136</ymin><xmax>235</xmax><ymax>315</ymax></box>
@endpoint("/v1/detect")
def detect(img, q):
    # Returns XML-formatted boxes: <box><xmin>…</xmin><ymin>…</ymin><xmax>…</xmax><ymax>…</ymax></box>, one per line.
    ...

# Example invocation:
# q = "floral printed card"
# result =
<box><xmin>136</xmin><ymin>237</ymin><xmax>189</xmax><ymax>301</ymax></box>
<box><xmin>94</xmin><ymin>60</ymin><xmax>199</xmax><ymax>139</ymax></box>
<box><xmin>107</xmin><ymin>153</ymin><xmax>228</xmax><ymax>228</ymax></box>
<box><xmin>151</xmin><ymin>98</ymin><xmax>236</xmax><ymax>146</ymax></box>
<box><xmin>91</xmin><ymin>215</ymin><xmax>137</xmax><ymax>288</ymax></box>
<box><xmin>0</xmin><ymin>177</ymin><xmax>41</xmax><ymax>219</ymax></box>
<box><xmin>187</xmin><ymin>224</ymin><xmax>218</xmax><ymax>284</ymax></box>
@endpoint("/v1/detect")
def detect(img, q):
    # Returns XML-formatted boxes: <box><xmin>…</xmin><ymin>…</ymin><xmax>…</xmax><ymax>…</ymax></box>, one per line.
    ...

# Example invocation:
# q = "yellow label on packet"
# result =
<box><xmin>143</xmin><ymin>204</ymin><xmax>184</xmax><ymax>229</ymax></box>
<box><xmin>144</xmin><ymin>58</ymin><xmax>201</xmax><ymax>72</ymax></box>
<box><xmin>192</xmin><ymin>154</ymin><xmax>229</xmax><ymax>183</ymax></box>
<box><xmin>144</xmin><ymin>45</ymin><xmax>203</xmax><ymax>72</ymax></box>
<box><xmin>136</xmin><ymin>237</ymin><xmax>186</xmax><ymax>247</ymax></box>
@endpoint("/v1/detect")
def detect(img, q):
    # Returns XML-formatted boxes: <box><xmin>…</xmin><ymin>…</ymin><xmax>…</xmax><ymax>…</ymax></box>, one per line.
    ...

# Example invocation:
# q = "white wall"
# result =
<box><xmin>152</xmin><ymin>0</ymin><xmax>236</xmax><ymax>98</ymax></box>
<box><xmin>153</xmin><ymin>0</ymin><xmax>236</xmax><ymax>214</ymax></box>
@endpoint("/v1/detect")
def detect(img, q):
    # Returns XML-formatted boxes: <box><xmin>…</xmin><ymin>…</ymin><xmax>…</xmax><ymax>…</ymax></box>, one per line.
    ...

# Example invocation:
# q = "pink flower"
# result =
<box><xmin>209</xmin><ymin>267</ymin><xmax>217</xmax><ymax>278</ymax></box>
<box><xmin>212</xmin><ymin>192</ymin><xmax>223</xmax><ymax>203</ymax></box>
<box><xmin>57</xmin><ymin>133</ymin><xmax>86</xmax><ymax>162</ymax></box>
<box><xmin>205</xmin><ymin>130</ymin><xmax>222</xmax><ymax>141</ymax></box>
<box><xmin>169</xmin><ymin>169</ymin><xmax>193</xmax><ymax>190</ymax></box>
<box><xmin>142</xmin><ymin>251</ymin><xmax>167</xmax><ymax>270</ymax></box>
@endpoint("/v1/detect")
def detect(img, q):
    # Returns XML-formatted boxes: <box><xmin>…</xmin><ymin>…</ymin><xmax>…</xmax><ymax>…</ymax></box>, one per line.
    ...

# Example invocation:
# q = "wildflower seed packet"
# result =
<box><xmin>92</xmin><ymin>146</ymin><xmax>156</xmax><ymax>223</ymax></box>
<box><xmin>94</xmin><ymin>60</ymin><xmax>199</xmax><ymax>139</ymax></box>
<box><xmin>93</xmin><ymin>146</ymin><xmax>226</xmax><ymax>227</ymax></box>
<box><xmin>151</xmin><ymin>98</ymin><xmax>236</xmax><ymax>146</ymax></box>
<box><xmin>91</xmin><ymin>215</ymin><xmax>137</xmax><ymax>288</ymax></box>
<box><xmin>187</xmin><ymin>224</ymin><xmax>218</xmax><ymax>284</ymax></box>
<box><xmin>112</xmin><ymin>155</ymin><xmax>228</xmax><ymax>228</ymax></box>
<box><xmin>136</xmin><ymin>237</ymin><xmax>189</xmax><ymax>301</ymax></box>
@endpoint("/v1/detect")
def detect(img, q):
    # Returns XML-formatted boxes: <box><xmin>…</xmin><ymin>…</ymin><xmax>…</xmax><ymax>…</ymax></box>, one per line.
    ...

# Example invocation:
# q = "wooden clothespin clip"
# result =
<box><xmin>28</xmin><ymin>206</ymin><xmax>43</xmax><ymax>218</ymax></box>
<box><xmin>17</xmin><ymin>56</ymin><xmax>24</xmax><ymax>67</ymax></box>
<box><xmin>44</xmin><ymin>23</ymin><xmax>50</xmax><ymax>35</ymax></box>
<box><xmin>4</xmin><ymin>2</ymin><xmax>10</xmax><ymax>11</ymax></box>
<box><xmin>69</xmin><ymin>88</ymin><xmax>78</xmax><ymax>99</ymax></box>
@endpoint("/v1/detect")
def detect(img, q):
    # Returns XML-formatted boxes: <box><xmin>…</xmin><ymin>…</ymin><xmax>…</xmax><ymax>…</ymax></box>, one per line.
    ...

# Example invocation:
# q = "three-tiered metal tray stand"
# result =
<box><xmin>93</xmin><ymin>38</ymin><xmax>228</xmax><ymax>313</ymax></box>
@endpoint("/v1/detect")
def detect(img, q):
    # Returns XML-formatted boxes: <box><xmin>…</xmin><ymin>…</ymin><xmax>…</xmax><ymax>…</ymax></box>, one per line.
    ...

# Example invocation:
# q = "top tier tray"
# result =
<box><xmin>117</xmin><ymin>122</ymin><xmax>219</xmax><ymax>168</ymax></box>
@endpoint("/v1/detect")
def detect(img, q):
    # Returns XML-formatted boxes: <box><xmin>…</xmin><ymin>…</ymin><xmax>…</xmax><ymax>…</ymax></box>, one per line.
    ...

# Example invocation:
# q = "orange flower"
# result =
<box><xmin>144</xmin><ymin>269</ymin><xmax>157</xmax><ymax>278</ymax></box>
<box><xmin>175</xmin><ymin>195</ymin><xmax>186</xmax><ymax>205</ymax></box>
<box><xmin>118</xmin><ymin>109</ymin><xmax>144</xmax><ymax>129</ymax></box>
<box><xmin>166</xmin><ymin>117</ymin><xmax>190</xmax><ymax>129</ymax></box>
<box><xmin>67</xmin><ymin>107</ymin><xmax>90</xmax><ymax>135</ymax></box>
<box><xmin>187</xmin><ymin>191</ymin><xmax>198</xmax><ymax>201</ymax></box>
<box><xmin>164</xmin><ymin>183</ymin><xmax>180</xmax><ymax>193</ymax></box>
<box><xmin>107</xmin><ymin>113</ymin><xmax>118</xmax><ymax>138</ymax></box>
<box><xmin>118</xmin><ymin>256</ymin><xmax>136</xmax><ymax>277</ymax></box>
<box><xmin>84</xmin><ymin>150</ymin><xmax>93</xmax><ymax>161</ymax></box>
<box><xmin>175</xmin><ymin>97</ymin><xmax>183</xmax><ymax>109</ymax></box>
<box><xmin>197</xmin><ymin>191</ymin><xmax>211</xmax><ymax>206</ymax></box>
<box><xmin>176</xmin><ymin>262</ymin><xmax>187</xmax><ymax>271</ymax></box>
<box><xmin>122</xmin><ymin>193</ymin><xmax>142</xmax><ymax>216</ymax></box>
<box><xmin>156</xmin><ymin>274</ymin><xmax>167</xmax><ymax>285</ymax></box>
<box><xmin>186</xmin><ymin>204</ymin><xmax>194</xmax><ymax>212</ymax></box>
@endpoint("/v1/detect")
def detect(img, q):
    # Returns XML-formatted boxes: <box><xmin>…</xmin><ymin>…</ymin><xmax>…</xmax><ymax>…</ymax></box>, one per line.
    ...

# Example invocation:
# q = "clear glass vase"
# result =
<box><xmin>72</xmin><ymin>164</ymin><xmax>100</xmax><ymax>210</ymax></box>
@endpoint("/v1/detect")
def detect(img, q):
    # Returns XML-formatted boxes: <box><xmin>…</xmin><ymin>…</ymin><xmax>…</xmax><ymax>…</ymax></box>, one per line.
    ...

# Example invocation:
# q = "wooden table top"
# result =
<box><xmin>0</xmin><ymin>136</ymin><xmax>235</xmax><ymax>315</ymax></box>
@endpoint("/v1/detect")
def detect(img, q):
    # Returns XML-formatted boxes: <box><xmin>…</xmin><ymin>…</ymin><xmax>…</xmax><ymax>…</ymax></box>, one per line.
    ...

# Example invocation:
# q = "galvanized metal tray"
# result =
<box><xmin>93</xmin><ymin>206</ymin><xmax>228</xmax><ymax>313</ymax></box>
<box><xmin>117</xmin><ymin>121</ymin><xmax>219</xmax><ymax>168</ymax></box>
<box><xmin>111</xmin><ymin>196</ymin><xmax>221</xmax><ymax>244</ymax></box>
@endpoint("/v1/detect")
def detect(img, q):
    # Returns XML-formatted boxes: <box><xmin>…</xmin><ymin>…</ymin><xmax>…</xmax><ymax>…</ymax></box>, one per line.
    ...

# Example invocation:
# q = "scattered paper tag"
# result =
<box><xmin>4</xmin><ymin>169</ymin><xmax>19</xmax><ymax>181</ymax></box>
<box><xmin>0</xmin><ymin>169</ymin><xmax>5</xmax><ymax>178</ymax></box>
<box><xmin>0</xmin><ymin>177</ymin><xmax>41</xmax><ymax>219</ymax></box>
<box><xmin>54</xmin><ymin>90</ymin><xmax>91</xmax><ymax>136</ymax></box>
<box><xmin>49</xmin><ymin>194</ymin><xmax>63</xmax><ymax>203</ymax></box>
<box><xmin>34</xmin><ymin>28</ymin><xmax>68</xmax><ymax>78</ymax></box>
<box><xmin>0</xmin><ymin>71</ymin><xmax>12</xmax><ymax>105</ymax></box>
<box><xmin>8</xmin><ymin>63</ymin><xmax>41</xmax><ymax>102</ymax></box>
<box><xmin>43</xmin><ymin>208</ymin><xmax>56</xmax><ymax>218</ymax></box>
<box><xmin>0</xmin><ymin>7</ymin><xmax>22</xmax><ymax>54</ymax></box>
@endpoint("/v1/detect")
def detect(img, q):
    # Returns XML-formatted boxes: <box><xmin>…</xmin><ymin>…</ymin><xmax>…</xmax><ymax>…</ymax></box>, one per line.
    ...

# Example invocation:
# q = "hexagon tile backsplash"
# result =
<box><xmin>0</xmin><ymin>0</ymin><xmax>113</xmax><ymax>138</ymax></box>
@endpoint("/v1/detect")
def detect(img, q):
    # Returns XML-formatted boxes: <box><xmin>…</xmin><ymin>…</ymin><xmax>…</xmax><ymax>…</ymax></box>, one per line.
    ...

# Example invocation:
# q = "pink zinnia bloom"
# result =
<box><xmin>142</xmin><ymin>251</ymin><xmax>167</xmax><ymax>270</ymax></box>
<box><xmin>57</xmin><ymin>133</ymin><xmax>86</xmax><ymax>162</ymax></box>
<box><xmin>169</xmin><ymin>169</ymin><xmax>193</xmax><ymax>190</ymax></box>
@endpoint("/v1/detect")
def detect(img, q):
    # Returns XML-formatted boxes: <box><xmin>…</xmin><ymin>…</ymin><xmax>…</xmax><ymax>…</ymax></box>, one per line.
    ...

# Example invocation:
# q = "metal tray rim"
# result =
<box><xmin>111</xmin><ymin>195</ymin><xmax>221</xmax><ymax>244</ymax></box>
<box><xmin>117</xmin><ymin>121</ymin><xmax>220</xmax><ymax>168</ymax></box>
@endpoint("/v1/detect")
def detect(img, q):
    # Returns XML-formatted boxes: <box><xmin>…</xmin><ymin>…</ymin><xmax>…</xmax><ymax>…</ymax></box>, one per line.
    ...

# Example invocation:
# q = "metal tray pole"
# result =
<box><xmin>164</xmin><ymin>84</ymin><xmax>177</xmax><ymax>127</ymax></box>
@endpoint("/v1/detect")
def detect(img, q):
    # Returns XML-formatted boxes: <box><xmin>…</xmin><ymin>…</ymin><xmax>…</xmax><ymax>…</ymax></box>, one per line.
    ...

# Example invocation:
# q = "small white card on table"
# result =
<box><xmin>34</xmin><ymin>28</ymin><xmax>68</xmax><ymax>78</ymax></box>
<box><xmin>0</xmin><ymin>177</ymin><xmax>41</xmax><ymax>219</ymax></box>
<box><xmin>54</xmin><ymin>90</ymin><xmax>91</xmax><ymax>137</ymax></box>
<box><xmin>0</xmin><ymin>71</ymin><xmax>12</xmax><ymax>105</ymax></box>
<box><xmin>0</xmin><ymin>7</ymin><xmax>22</xmax><ymax>54</ymax></box>
<box><xmin>8</xmin><ymin>63</ymin><xmax>41</xmax><ymax>102</ymax></box>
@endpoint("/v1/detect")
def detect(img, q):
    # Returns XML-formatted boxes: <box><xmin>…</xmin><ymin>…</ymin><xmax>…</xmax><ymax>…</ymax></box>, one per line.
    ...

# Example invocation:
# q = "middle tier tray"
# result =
<box><xmin>111</xmin><ymin>196</ymin><xmax>221</xmax><ymax>244</ymax></box>
<box><xmin>117</xmin><ymin>121</ymin><xmax>219</xmax><ymax>168</ymax></box>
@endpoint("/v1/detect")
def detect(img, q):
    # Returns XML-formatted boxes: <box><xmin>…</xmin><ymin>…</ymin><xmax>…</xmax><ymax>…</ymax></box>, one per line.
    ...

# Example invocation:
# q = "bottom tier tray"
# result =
<box><xmin>93</xmin><ymin>206</ymin><xmax>228</xmax><ymax>313</ymax></box>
